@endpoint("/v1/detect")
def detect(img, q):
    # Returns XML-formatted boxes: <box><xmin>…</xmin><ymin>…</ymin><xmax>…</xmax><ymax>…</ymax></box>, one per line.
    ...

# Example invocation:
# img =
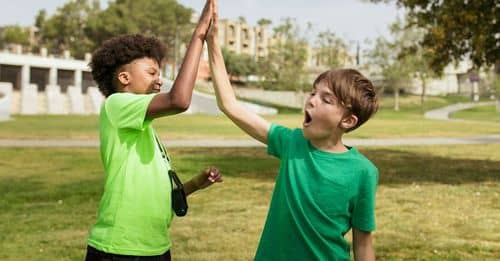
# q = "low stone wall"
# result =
<box><xmin>0</xmin><ymin>82</ymin><xmax>13</xmax><ymax>121</ymax></box>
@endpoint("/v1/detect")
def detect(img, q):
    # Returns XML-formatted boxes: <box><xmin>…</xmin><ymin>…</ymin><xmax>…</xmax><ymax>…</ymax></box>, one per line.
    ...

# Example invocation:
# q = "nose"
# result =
<box><xmin>157</xmin><ymin>77</ymin><xmax>163</xmax><ymax>87</ymax></box>
<box><xmin>306</xmin><ymin>94</ymin><xmax>316</xmax><ymax>108</ymax></box>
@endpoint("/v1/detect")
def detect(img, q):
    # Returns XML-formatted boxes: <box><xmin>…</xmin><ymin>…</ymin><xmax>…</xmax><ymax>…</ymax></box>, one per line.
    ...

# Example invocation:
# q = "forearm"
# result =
<box><xmin>354</xmin><ymin>244</ymin><xmax>375</xmax><ymax>261</ymax></box>
<box><xmin>207</xmin><ymin>40</ymin><xmax>239</xmax><ymax>113</ymax></box>
<box><xmin>207</xmin><ymin>40</ymin><xmax>270</xmax><ymax>144</ymax></box>
<box><xmin>353</xmin><ymin>230</ymin><xmax>375</xmax><ymax>261</ymax></box>
<box><xmin>183</xmin><ymin>179</ymin><xmax>199</xmax><ymax>197</ymax></box>
<box><xmin>169</xmin><ymin>28</ymin><xmax>206</xmax><ymax>109</ymax></box>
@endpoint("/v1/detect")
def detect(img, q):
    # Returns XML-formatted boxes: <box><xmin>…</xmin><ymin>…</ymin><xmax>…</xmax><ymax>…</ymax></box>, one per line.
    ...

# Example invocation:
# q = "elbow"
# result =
<box><xmin>218</xmin><ymin>100</ymin><xmax>236</xmax><ymax>116</ymax></box>
<box><xmin>168</xmin><ymin>93</ymin><xmax>191</xmax><ymax>112</ymax></box>
<box><xmin>173</xmin><ymin>100</ymin><xmax>190</xmax><ymax>112</ymax></box>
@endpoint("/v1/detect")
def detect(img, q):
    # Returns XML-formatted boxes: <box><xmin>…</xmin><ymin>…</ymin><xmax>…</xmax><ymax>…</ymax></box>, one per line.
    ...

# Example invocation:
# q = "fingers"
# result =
<box><xmin>200</xmin><ymin>0</ymin><xmax>213</xmax><ymax>22</ymax></box>
<box><xmin>213</xmin><ymin>0</ymin><xmax>218</xmax><ymax>25</ymax></box>
<box><xmin>206</xmin><ymin>166</ymin><xmax>223</xmax><ymax>183</ymax></box>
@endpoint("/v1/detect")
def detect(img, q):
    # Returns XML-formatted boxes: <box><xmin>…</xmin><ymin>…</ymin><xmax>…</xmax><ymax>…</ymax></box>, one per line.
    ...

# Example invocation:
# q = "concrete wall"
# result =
<box><xmin>0</xmin><ymin>82</ymin><xmax>13</xmax><ymax>121</ymax></box>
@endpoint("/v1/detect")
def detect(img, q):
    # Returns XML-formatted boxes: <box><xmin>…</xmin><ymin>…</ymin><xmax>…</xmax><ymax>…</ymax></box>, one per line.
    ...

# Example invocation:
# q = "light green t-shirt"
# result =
<box><xmin>88</xmin><ymin>92</ymin><xmax>173</xmax><ymax>256</ymax></box>
<box><xmin>255</xmin><ymin>124</ymin><xmax>378</xmax><ymax>261</ymax></box>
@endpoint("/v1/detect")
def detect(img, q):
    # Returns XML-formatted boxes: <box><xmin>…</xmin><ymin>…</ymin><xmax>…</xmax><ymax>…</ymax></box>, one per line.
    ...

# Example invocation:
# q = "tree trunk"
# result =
<box><xmin>394</xmin><ymin>86</ymin><xmax>400</xmax><ymax>111</ymax></box>
<box><xmin>420</xmin><ymin>75</ymin><xmax>427</xmax><ymax>106</ymax></box>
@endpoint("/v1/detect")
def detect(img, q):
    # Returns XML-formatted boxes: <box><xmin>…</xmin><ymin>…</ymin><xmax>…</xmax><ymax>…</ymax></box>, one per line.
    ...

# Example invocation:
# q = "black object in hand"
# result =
<box><xmin>169</xmin><ymin>170</ymin><xmax>188</xmax><ymax>217</ymax></box>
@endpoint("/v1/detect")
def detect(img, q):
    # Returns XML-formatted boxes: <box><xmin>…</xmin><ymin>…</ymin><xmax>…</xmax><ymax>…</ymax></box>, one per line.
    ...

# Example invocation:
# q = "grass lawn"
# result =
<box><xmin>1</xmin><ymin>94</ymin><xmax>498</xmax><ymax>140</ymax></box>
<box><xmin>1</xmin><ymin>145</ymin><xmax>499</xmax><ymax>260</ymax></box>
<box><xmin>1</xmin><ymin>110</ymin><xmax>500</xmax><ymax>140</ymax></box>
<box><xmin>451</xmin><ymin>105</ymin><xmax>500</xmax><ymax>122</ymax></box>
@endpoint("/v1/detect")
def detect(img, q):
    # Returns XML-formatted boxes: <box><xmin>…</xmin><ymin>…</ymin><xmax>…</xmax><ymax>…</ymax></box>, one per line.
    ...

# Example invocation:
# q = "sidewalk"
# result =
<box><xmin>424</xmin><ymin>101</ymin><xmax>495</xmax><ymax>120</ymax></box>
<box><xmin>1</xmin><ymin>135</ymin><xmax>499</xmax><ymax>148</ymax></box>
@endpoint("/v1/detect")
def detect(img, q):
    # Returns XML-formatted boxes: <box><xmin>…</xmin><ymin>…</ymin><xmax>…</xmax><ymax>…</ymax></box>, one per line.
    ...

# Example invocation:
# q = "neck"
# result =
<box><xmin>309</xmin><ymin>135</ymin><xmax>347</xmax><ymax>153</ymax></box>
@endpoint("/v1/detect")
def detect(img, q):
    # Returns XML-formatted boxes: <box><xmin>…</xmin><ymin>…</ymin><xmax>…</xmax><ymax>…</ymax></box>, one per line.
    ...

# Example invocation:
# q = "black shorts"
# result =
<box><xmin>85</xmin><ymin>245</ymin><xmax>171</xmax><ymax>261</ymax></box>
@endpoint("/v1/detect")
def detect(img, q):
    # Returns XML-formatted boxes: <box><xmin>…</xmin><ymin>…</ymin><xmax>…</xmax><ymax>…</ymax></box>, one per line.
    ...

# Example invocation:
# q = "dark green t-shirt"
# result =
<box><xmin>255</xmin><ymin>124</ymin><xmax>378</xmax><ymax>260</ymax></box>
<box><xmin>88</xmin><ymin>93</ymin><xmax>173</xmax><ymax>255</ymax></box>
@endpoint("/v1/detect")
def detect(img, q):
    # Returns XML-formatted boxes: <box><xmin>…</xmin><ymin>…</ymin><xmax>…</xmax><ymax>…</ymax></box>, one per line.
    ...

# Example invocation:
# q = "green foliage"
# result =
<box><xmin>35</xmin><ymin>0</ymin><xmax>192</xmax><ymax>60</ymax></box>
<box><xmin>256</xmin><ymin>18</ymin><xmax>272</xmax><ymax>27</ymax></box>
<box><xmin>85</xmin><ymin>0</ymin><xmax>193</xmax><ymax>62</ymax></box>
<box><xmin>257</xmin><ymin>18</ymin><xmax>309</xmax><ymax>91</ymax></box>
<box><xmin>0</xmin><ymin>25</ymin><xmax>30</xmax><ymax>47</ymax></box>
<box><xmin>369</xmin><ymin>0</ymin><xmax>499</xmax><ymax>73</ymax></box>
<box><xmin>366</xmin><ymin>18</ymin><xmax>437</xmax><ymax>110</ymax></box>
<box><xmin>221</xmin><ymin>48</ymin><xmax>257</xmax><ymax>77</ymax></box>
<box><xmin>37</xmin><ymin>0</ymin><xmax>99</xmax><ymax>58</ymax></box>
<box><xmin>314</xmin><ymin>29</ymin><xmax>348</xmax><ymax>68</ymax></box>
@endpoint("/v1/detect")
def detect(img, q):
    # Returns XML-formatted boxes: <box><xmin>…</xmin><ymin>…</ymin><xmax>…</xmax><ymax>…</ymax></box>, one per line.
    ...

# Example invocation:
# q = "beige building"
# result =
<box><xmin>218</xmin><ymin>19</ymin><xmax>270</xmax><ymax>59</ymax></box>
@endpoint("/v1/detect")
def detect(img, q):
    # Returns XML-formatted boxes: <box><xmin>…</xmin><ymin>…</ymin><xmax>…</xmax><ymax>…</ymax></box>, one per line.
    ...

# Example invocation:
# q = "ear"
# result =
<box><xmin>117</xmin><ymin>71</ymin><xmax>131</xmax><ymax>86</ymax></box>
<box><xmin>340</xmin><ymin>114</ymin><xmax>358</xmax><ymax>130</ymax></box>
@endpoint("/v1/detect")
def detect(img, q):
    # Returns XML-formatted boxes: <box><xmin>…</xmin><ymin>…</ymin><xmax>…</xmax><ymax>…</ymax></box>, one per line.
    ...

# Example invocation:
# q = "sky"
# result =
<box><xmin>0</xmin><ymin>0</ymin><xmax>404</xmax><ymax>49</ymax></box>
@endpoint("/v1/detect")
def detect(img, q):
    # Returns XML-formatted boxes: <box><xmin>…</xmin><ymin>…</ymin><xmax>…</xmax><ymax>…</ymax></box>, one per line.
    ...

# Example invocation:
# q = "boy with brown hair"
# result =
<box><xmin>207</xmin><ymin>5</ymin><xmax>379</xmax><ymax>260</ymax></box>
<box><xmin>85</xmin><ymin>0</ymin><xmax>222</xmax><ymax>260</ymax></box>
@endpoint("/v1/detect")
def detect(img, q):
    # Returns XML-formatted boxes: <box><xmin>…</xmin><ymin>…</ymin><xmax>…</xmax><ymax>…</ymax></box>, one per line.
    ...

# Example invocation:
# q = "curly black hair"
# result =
<box><xmin>89</xmin><ymin>34</ymin><xmax>166</xmax><ymax>97</ymax></box>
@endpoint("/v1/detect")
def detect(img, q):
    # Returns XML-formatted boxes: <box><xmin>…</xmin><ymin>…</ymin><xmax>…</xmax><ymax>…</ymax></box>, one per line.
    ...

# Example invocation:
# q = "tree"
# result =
<box><xmin>221</xmin><ymin>48</ymin><xmax>257</xmax><ymax>79</ymax></box>
<box><xmin>257</xmin><ymin>18</ymin><xmax>272</xmax><ymax>27</ymax></box>
<box><xmin>390</xmin><ymin>19</ymin><xmax>436</xmax><ymax>107</ymax></box>
<box><xmin>368</xmin><ymin>0</ymin><xmax>499</xmax><ymax>74</ymax></box>
<box><xmin>314</xmin><ymin>30</ymin><xmax>348</xmax><ymax>68</ymax></box>
<box><xmin>35</xmin><ymin>9</ymin><xmax>47</xmax><ymax>29</ymax></box>
<box><xmin>366</xmin><ymin>36</ymin><xmax>413</xmax><ymax>111</ymax></box>
<box><xmin>37</xmin><ymin>0</ymin><xmax>99</xmax><ymax>58</ymax></box>
<box><xmin>258</xmin><ymin>18</ymin><xmax>309</xmax><ymax>91</ymax></box>
<box><xmin>366</xmin><ymin>17</ymin><xmax>437</xmax><ymax>111</ymax></box>
<box><xmin>0</xmin><ymin>26</ymin><xmax>30</xmax><ymax>48</ymax></box>
<box><xmin>237</xmin><ymin>16</ymin><xmax>247</xmax><ymax>24</ymax></box>
<box><xmin>85</xmin><ymin>0</ymin><xmax>193</xmax><ymax>63</ymax></box>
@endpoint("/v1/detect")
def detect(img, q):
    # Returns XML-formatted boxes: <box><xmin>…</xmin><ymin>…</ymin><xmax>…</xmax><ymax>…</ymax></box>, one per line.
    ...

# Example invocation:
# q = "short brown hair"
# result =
<box><xmin>313</xmin><ymin>69</ymin><xmax>378</xmax><ymax>132</ymax></box>
<box><xmin>89</xmin><ymin>34</ymin><xmax>166</xmax><ymax>97</ymax></box>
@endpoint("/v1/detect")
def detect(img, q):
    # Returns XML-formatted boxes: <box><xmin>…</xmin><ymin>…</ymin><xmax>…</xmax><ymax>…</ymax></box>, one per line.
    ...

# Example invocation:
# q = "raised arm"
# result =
<box><xmin>206</xmin><ymin>4</ymin><xmax>271</xmax><ymax>144</ymax></box>
<box><xmin>146</xmin><ymin>0</ymin><xmax>214</xmax><ymax>119</ymax></box>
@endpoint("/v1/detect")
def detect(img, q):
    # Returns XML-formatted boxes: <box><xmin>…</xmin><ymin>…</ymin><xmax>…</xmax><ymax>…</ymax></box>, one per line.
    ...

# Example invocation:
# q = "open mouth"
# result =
<box><xmin>303</xmin><ymin>111</ymin><xmax>312</xmax><ymax>126</ymax></box>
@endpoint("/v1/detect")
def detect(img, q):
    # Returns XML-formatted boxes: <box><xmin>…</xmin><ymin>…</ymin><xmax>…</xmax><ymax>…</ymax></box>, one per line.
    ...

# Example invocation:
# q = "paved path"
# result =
<box><xmin>1</xmin><ymin>135</ymin><xmax>499</xmax><ymax>148</ymax></box>
<box><xmin>424</xmin><ymin>101</ymin><xmax>495</xmax><ymax>120</ymax></box>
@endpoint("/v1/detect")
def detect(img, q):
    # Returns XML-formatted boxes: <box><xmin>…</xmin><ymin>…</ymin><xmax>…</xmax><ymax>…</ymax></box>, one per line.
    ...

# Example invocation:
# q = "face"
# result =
<box><xmin>302</xmin><ymin>82</ymin><xmax>356</xmax><ymax>143</ymax></box>
<box><xmin>118</xmin><ymin>57</ymin><xmax>162</xmax><ymax>94</ymax></box>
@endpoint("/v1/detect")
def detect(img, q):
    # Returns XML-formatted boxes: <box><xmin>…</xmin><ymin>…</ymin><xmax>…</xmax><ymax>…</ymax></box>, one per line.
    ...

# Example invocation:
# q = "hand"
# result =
<box><xmin>193</xmin><ymin>166</ymin><xmax>223</xmax><ymax>190</ymax></box>
<box><xmin>206</xmin><ymin>0</ymin><xmax>219</xmax><ymax>44</ymax></box>
<box><xmin>196</xmin><ymin>0</ymin><xmax>215</xmax><ymax>38</ymax></box>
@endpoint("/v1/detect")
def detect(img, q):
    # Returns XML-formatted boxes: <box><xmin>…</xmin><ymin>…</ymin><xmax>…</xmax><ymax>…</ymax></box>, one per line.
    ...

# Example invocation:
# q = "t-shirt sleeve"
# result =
<box><xmin>352</xmin><ymin>165</ymin><xmax>379</xmax><ymax>232</ymax></box>
<box><xmin>267</xmin><ymin>123</ymin><xmax>293</xmax><ymax>158</ymax></box>
<box><xmin>104</xmin><ymin>93</ymin><xmax>156</xmax><ymax>130</ymax></box>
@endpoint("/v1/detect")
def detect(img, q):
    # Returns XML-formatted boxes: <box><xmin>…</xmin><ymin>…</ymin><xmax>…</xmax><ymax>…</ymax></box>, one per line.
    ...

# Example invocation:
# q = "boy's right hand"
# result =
<box><xmin>195</xmin><ymin>0</ymin><xmax>215</xmax><ymax>38</ymax></box>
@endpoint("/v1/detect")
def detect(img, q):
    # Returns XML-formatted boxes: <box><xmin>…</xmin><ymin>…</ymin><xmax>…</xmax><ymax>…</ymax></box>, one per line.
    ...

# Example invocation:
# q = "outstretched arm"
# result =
<box><xmin>146</xmin><ymin>0</ymin><xmax>214</xmax><ymax>119</ymax></box>
<box><xmin>206</xmin><ymin>3</ymin><xmax>271</xmax><ymax>144</ymax></box>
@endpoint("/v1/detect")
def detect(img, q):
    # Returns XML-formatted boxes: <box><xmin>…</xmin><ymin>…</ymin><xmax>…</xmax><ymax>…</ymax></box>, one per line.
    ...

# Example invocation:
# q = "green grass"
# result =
<box><xmin>2</xmin><ymin>94</ymin><xmax>498</xmax><ymax>140</ymax></box>
<box><xmin>1</xmin><ymin>145</ymin><xmax>499</xmax><ymax>260</ymax></box>
<box><xmin>378</xmin><ymin>94</ymin><xmax>471</xmax><ymax>114</ymax></box>
<box><xmin>1</xmin><ymin>112</ymin><xmax>500</xmax><ymax>140</ymax></box>
<box><xmin>451</xmin><ymin>105</ymin><xmax>500</xmax><ymax>122</ymax></box>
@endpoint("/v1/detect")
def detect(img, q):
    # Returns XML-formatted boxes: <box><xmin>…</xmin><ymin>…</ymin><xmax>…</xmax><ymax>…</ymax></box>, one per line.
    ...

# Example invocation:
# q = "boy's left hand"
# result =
<box><xmin>193</xmin><ymin>166</ymin><xmax>223</xmax><ymax>190</ymax></box>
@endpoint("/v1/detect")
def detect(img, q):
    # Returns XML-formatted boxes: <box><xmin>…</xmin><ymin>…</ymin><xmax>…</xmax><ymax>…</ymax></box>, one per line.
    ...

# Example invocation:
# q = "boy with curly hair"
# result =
<box><xmin>207</xmin><ymin>5</ymin><xmax>379</xmax><ymax>260</ymax></box>
<box><xmin>85</xmin><ymin>1</ymin><xmax>222</xmax><ymax>260</ymax></box>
